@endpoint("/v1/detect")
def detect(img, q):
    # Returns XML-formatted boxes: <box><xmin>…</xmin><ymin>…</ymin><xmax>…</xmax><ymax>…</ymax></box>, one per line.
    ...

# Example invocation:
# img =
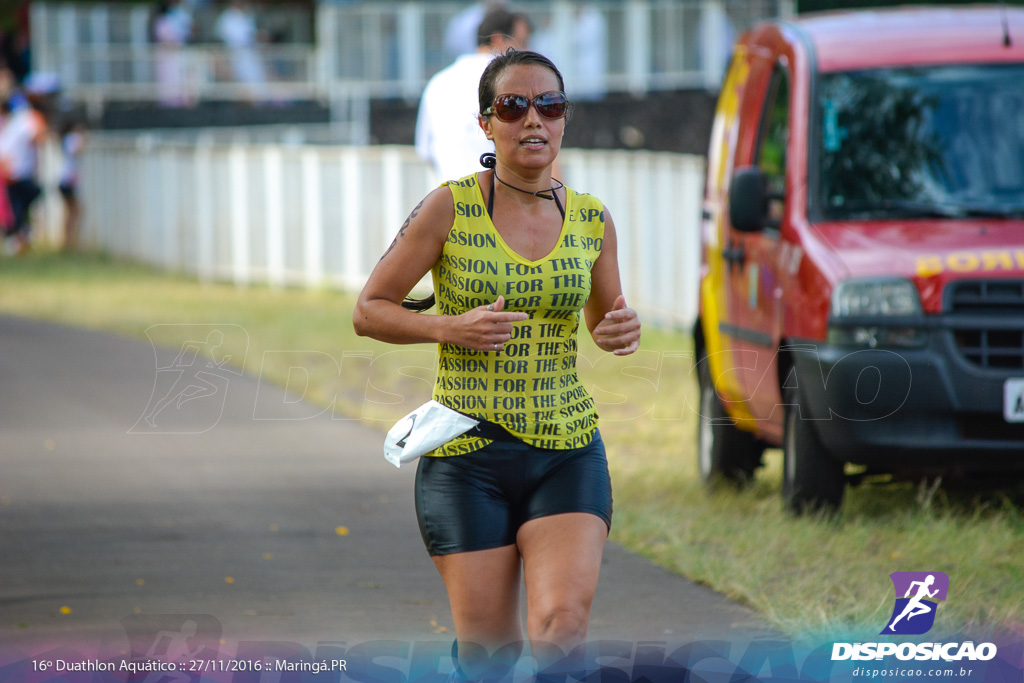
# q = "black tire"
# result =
<box><xmin>696</xmin><ymin>360</ymin><xmax>762</xmax><ymax>488</ymax></box>
<box><xmin>782</xmin><ymin>386</ymin><xmax>846</xmax><ymax>514</ymax></box>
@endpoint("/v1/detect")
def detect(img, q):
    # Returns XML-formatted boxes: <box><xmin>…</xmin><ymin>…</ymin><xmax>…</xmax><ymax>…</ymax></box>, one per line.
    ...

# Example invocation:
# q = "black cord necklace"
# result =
<box><xmin>485</xmin><ymin>164</ymin><xmax>565</xmax><ymax>220</ymax></box>
<box><xmin>494</xmin><ymin>170</ymin><xmax>564</xmax><ymax>201</ymax></box>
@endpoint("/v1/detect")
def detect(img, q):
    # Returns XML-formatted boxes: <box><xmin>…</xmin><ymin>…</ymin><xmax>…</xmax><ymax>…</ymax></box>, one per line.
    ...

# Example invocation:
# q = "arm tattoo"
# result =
<box><xmin>380</xmin><ymin>199</ymin><xmax>425</xmax><ymax>260</ymax></box>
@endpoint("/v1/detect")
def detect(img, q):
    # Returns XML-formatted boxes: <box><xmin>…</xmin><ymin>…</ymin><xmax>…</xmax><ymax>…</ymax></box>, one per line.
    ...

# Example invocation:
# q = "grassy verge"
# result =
<box><xmin>2</xmin><ymin>249</ymin><xmax>1022</xmax><ymax>639</ymax></box>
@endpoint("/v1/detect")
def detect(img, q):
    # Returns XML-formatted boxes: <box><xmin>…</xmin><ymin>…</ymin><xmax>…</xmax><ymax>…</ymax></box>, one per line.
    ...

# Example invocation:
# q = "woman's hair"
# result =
<box><xmin>478</xmin><ymin>49</ymin><xmax>567</xmax><ymax>118</ymax></box>
<box><xmin>403</xmin><ymin>50</ymin><xmax>568</xmax><ymax>314</ymax></box>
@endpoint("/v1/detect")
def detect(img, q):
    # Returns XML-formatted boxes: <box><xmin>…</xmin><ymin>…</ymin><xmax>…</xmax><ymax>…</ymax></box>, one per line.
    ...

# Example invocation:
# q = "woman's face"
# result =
<box><xmin>480</xmin><ymin>64</ymin><xmax>565</xmax><ymax>173</ymax></box>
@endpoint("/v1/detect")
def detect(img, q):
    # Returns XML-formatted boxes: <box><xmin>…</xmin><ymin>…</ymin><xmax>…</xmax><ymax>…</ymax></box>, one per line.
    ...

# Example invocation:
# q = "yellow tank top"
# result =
<box><xmin>429</xmin><ymin>172</ymin><xmax>606</xmax><ymax>457</ymax></box>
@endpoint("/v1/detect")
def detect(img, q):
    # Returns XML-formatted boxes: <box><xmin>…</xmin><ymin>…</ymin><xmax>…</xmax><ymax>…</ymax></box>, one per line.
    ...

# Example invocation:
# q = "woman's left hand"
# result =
<box><xmin>592</xmin><ymin>295</ymin><xmax>641</xmax><ymax>355</ymax></box>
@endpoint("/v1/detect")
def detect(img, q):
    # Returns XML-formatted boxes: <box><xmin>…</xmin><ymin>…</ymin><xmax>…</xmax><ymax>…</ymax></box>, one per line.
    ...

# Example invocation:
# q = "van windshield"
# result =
<box><xmin>817</xmin><ymin>64</ymin><xmax>1024</xmax><ymax>220</ymax></box>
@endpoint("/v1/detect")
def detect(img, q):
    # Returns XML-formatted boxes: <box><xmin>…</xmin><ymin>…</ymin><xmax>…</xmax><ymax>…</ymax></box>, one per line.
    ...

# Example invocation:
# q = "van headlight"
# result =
<box><xmin>828</xmin><ymin>279</ymin><xmax>927</xmax><ymax>348</ymax></box>
<box><xmin>831</xmin><ymin>279</ymin><xmax>922</xmax><ymax>317</ymax></box>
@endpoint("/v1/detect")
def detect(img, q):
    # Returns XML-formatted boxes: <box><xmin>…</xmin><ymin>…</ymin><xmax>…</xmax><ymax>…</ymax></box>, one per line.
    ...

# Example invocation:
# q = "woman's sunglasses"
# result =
<box><xmin>483</xmin><ymin>91</ymin><xmax>570</xmax><ymax>122</ymax></box>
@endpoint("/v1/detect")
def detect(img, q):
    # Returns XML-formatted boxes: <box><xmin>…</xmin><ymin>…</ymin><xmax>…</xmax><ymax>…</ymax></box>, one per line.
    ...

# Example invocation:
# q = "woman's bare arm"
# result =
<box><xmin>353</xmin><ymin>185</ymin><xmax>527</xmax><ymax>350</ymax></box>
<box><xmin>583</xmin><ymin>209</ymin><xmax>641</xmax><ymax>355</ymax></box>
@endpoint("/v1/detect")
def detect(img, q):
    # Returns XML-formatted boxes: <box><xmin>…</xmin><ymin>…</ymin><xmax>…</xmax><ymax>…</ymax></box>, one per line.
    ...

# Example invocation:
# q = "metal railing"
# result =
<box><xmin>34</xmin><ymin>135</ymin><xmax>705</xmax><ymax>331</ymax></box>
<box><xmin>317</xmin><ymin>0</ymin><xmax>793</xmax><ymax>98</ymax></box>
<box><xmin>32</xmin><ymin>0</ymin><xmax>793</xmax><ymax>137</ymax></box>
<box><xmin>59</xmin><ymin>44</ymin><xmax>320</xmax><ymax>107</ymax></box>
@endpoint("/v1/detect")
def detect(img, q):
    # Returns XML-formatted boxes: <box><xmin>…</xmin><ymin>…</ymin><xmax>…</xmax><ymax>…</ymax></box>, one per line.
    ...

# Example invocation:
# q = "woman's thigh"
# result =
<box><xmin>432</xmin><ymin>544</ymin><xmax>524</xmax><ymax>647</ymax></box>
<box><xmin>517</xmin><ymin>511</ymin><xmax>608</xmax><ymax>634</ymax></box>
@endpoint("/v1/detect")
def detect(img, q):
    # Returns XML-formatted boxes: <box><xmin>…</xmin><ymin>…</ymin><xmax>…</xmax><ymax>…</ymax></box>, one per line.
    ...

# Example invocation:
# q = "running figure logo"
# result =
<box><xmin>131</xmin><ymin>324</ymin><xmax>249</xmax><ymax>434</ymax></box>
<box><xmin>882</xmin><ymin>571</ymin><xmax>949</xmax><ymax>635</ymax></box>
<box><xmin>121</xmin><ymin>613</ymin><xmax>222</xmax><ymax>682</ymax></box>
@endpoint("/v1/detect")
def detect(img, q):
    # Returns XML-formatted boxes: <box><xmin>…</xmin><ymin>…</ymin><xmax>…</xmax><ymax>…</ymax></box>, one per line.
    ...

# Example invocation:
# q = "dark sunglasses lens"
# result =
<box><xmin>493</xmin><ymin>95</ymin><xmax>529</xmax><ymax>122</ymax></box>
<box><xmin>535</xmin><ymin>93</ymin><xmax>568</xmax><ymax>118</ymax></box>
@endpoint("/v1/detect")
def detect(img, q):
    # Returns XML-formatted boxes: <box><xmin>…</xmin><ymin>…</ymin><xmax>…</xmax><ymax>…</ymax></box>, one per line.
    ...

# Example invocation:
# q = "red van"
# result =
<box><xmin>695</xmin><ymin>6</ymin><xmax>1024</xmax><ymax>512</ymax></box>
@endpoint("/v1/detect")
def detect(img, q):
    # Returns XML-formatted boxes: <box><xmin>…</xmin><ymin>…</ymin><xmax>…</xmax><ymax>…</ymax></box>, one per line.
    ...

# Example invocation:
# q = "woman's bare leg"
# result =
<box><xmin>432</xmin><ymin>544</ymin><xmax>524</xmax><ymax>679</ymax></box>
<box><xmin>517</xmin><ymin>513</ymin><xmax>608</xmax><ymax>674</ymax></box>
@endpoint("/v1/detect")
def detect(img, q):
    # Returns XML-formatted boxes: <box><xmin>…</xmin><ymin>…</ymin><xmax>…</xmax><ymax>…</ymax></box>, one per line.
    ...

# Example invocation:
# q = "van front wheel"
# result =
<box><xmin>782</xmin><ymin>387</ymin><xmax>845</xmax><ymax>514</ymax></box>
<box><xmin>697</xmin><ymin>361</ymin><xmax>762</xmax><ymax>488</ymax></box>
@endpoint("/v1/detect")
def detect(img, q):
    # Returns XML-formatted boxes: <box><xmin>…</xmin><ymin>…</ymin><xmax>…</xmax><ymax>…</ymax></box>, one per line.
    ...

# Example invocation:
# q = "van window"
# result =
<box><xmin>756</xmin><ymin>65</ymin><xmax>789</xmax><ymax>229</ymax></box>
<box><xmin>817</xmin><ymin>64</ymin><xmax>1024</xmax><ymax>220</ymax></box>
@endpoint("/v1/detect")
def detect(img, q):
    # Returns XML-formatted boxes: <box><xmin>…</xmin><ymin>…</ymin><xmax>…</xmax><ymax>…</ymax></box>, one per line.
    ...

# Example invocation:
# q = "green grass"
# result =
<box><xmin>3</xmin><ymin>249</ymin><xmax>1023</xmax><ymax>640</ymax></box>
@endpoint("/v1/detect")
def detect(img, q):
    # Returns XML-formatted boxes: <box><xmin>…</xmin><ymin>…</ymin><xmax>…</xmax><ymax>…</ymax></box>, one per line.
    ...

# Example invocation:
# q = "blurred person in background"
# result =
<box><xmin>0</xmin><ymin>63</ymin><xmax>16</xmax><ymax>102</ymax></box>
<box><xmin>0</xmin><ymin>99</ymin><xmax>14</xmax><ymax>236</ymax></box>
<box><xmin>696</xmin><ymin>3</ymin><xmax>735</xmax><ymax>83</ymax></box>
<box><xmin>530</xmin><ymin>3</ymin><xmax>608</xmax><ymax>102</ymax></box>
<box><xmin>0</xmin><ymin>73</ymin><xmax>55</xmax><ymax>255</ymax></box>
<box><xmin>571</xmin><ymin>4</ymin><xmax>608</xmax><ymax>101</ymax></box>
<box><xmin>443</xmin><ymin>1</ymin><xmax>504</xmax><ymax>61</ymax></box>
<box><xmin>416</xmin><ymin>7</ymin><xmax>531</xmax><ymax>184</ymax></box>
<box><xmin>1</xmin><ymin>27</ymin><xmax>28</xmax><ymax>86</ymax></box>
<box><xmin>216</xmin><ymin>0</ymin><xmax>269</xmax><ymax>103</ymax></box>
<box><xmin>152</xmin><ymin>0</ymin><xmax>195</xmax><ymax>107</ymax></box>
<box><xmin>57</xmin><ymin>118</ymin><xmax>86</xmax><ymax>251</ymax></box>
<box><xmin>0</xmin><ymin>3</ymin><xmax>32</xmax><ymax>82</ymax></box>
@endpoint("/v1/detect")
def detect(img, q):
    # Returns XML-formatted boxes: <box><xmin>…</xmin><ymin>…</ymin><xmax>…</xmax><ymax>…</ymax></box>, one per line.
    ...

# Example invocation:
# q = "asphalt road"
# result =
<box><xmin>0</xmin><ymin>314</ymin><xmax>772</xmax><ymax>669</ymax></box>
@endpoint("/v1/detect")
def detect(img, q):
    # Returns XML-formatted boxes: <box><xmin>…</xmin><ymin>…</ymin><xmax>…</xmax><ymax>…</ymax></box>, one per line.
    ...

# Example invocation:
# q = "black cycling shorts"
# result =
<box><xmin>414</xmin><ymin>431</ymin><xmax>612</xmax><ymax>556</ymax></box>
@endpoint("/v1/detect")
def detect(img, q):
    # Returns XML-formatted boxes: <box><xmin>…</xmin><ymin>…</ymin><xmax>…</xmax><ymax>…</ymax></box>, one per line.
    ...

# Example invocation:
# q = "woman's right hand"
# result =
<box><xmin>447</xmin><ymin>296</ymin><xmax>529</xmax><ymax>352</ymax></box>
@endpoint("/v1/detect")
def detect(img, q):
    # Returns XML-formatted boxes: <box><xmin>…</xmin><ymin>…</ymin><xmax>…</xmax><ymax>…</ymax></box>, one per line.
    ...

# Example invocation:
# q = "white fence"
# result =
<box><xmin>54</xmin><ymin>136</ymin><xmax>703</xmax><ymax>330</ymax></box>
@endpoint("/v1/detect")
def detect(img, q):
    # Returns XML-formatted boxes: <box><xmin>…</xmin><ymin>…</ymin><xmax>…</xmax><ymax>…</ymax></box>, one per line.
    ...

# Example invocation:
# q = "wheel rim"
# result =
<box><xmin>699</xmin><ymin>383</ymin><xmax>714</xmax><ymax>479</ymax></box>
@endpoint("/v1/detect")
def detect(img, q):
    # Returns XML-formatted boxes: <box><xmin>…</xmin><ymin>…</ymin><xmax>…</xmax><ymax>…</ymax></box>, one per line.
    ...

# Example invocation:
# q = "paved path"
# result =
<box><xmin>0</xmin><ymin>314</ymin><xmax>771</xmax><ymax>660</ymax></box>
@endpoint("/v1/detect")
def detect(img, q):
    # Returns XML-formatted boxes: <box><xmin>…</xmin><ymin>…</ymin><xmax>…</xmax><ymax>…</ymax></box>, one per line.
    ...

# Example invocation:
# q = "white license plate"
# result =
<box><xmin>1005</xmin><ymin>378</ymin><xmax>1024</xmax><ymax>423</ymax></box>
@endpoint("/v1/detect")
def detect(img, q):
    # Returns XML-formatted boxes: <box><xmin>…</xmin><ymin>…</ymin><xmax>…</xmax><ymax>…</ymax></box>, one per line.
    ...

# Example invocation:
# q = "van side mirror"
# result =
<box><xmin>729</xmin><ymin>167</ymin><xmax>768</xmax><ymax>233</ymax></box>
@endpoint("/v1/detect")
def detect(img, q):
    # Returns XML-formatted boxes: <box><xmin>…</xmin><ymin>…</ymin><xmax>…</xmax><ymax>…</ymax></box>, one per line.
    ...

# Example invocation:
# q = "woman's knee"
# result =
<box><xmin>530</xmin><ymin>604</ymin><xmax>590</xmax><ymax>644</ymax></box>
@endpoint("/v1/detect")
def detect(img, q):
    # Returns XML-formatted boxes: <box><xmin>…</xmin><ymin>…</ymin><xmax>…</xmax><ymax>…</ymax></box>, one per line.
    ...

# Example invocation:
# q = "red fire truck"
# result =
<box><xmin>695</xmin><ymin>6</ymin><xmax>1024</xmax><ymax>512</ymax></box>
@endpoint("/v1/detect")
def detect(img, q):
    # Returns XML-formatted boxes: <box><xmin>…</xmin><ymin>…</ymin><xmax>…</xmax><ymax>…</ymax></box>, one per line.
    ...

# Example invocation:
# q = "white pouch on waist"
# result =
<box><xmin>383</xmin><ymin>400</ymin><xmax>479</xmax><ymax>468</ymax></box>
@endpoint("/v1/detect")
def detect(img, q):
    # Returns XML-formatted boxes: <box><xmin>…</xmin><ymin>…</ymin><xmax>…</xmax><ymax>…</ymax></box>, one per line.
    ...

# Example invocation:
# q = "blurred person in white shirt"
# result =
<box><xmin>415</xmin><ymin>8</ymin><xmax>530</xmax><ymax>185</ymax></box>
<box><xmin>443</xmin><ymin>1</ymin><xmax>504</xmax><ymax>61</ymax></box>
<box><xmin>153</xmin><ymin>0</ymin><xmax>194</xmax><ymax>107</ymax></box>
<box><xmin>216</xmin><ymin>0</ymin><xmax>268</xmax><ymax>102</ymax></box>
<box><xmin>58</xmin><ymin>119</ymin><xmax>87</xmax><ymax>251</ymax></box>
<box><xmin>0</xmin><ymin>74</ymin><xmax>55</xmax><ymax>254</ymax></box>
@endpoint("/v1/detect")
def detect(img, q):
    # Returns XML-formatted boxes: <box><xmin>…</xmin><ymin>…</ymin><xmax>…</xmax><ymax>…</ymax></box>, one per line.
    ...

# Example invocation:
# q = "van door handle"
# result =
<box><xmin>723</xmin><ymin>242</ymin><xmax>746</xmax><ymax>270</ymax></box>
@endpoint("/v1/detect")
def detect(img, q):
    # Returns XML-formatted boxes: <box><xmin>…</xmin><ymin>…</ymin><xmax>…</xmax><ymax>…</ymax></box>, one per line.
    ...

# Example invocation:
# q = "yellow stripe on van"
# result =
<box><xmin>700</xmin><ymin>45</ymin><xmax>756</xmax><ymax>424</ymax></box>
